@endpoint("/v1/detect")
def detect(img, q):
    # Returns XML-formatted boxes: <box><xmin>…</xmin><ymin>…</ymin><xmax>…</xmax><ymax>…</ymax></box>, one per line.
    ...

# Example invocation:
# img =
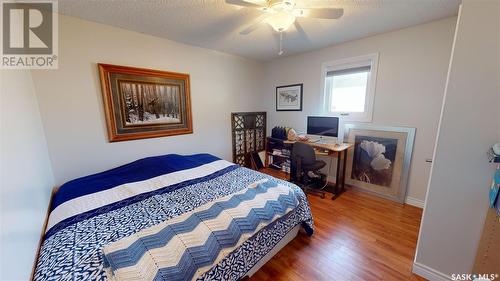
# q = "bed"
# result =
<box><xmin>33</xmin><ymin>154</ymin><xmax>314</xmax><ymax>280</ymax></box>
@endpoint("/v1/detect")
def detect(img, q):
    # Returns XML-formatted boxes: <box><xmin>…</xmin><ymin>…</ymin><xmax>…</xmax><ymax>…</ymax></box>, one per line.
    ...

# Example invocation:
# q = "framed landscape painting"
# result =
<box><xmin>276</xmin><ymin>84</ymin><xmax>303</xmax><ymax>111</ymax></box>
<box><xmin>344</xmin><ymin>124</ymin><xmax>415</xmax><ymax>203</ymax></box>
<box><xmin>98</xmin><ymin>64</ymin><xmax>193</xmax><ymax>142</ymax></box>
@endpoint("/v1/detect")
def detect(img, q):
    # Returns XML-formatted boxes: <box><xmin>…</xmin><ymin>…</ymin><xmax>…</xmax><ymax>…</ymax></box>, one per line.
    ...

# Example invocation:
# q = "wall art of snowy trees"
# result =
<box><xmin>119</xmin><ymin>81</ymin><xmax>181</xmax><ymax>125</ymax></box>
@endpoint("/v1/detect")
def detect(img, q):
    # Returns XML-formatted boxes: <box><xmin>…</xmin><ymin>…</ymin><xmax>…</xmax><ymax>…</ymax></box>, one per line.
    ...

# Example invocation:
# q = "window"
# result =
<box><xmin>322</xmin><ymin>54</ymin><xmax>378</xmax><ymax>122</ymax></box>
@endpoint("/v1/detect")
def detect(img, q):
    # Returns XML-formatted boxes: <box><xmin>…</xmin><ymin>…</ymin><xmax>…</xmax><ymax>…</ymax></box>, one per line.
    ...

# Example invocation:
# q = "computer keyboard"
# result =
<box><xmin>315</xmin><ymin>139</ymin><xmax>333</xmax><ymax>144</ymax></box>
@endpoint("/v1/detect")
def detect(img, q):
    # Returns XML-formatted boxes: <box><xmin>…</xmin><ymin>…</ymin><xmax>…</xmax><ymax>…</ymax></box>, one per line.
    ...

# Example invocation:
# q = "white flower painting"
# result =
<box><xmin>352</xmin><ymin>136</ymin><xmax>397</xmax><ymax>187</ymax></box>
<box><xmin>345</xmin><ymin>124</ymin><xmax>416</xmax><ymax>203</ymax></box>
<box><xmin>360</xmin><ymin>140</ymin><xmax>392</xmax><ymax>171</ymax></box>
<box><xmin>370</xmin><ymin>154</ymin><xmax>392</xmax><ymax>171</ymax></box>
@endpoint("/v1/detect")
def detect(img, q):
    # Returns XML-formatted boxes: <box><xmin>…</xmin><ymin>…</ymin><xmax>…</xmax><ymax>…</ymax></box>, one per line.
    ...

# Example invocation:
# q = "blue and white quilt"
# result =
<box><xmin>34</xmin><ymin>154</ymin><xmax>314</xmax><ymax>280</ymax></box>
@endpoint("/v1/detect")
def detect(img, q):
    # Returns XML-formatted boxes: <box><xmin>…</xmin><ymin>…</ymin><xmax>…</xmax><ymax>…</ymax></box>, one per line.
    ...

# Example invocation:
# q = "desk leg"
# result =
<box><xmin>332</xmin><ymin>150</ymin><xmax>348</xmax><ymax>200</ymax></box>
<box><xmin>342</xmin><ymin>150</ymin><xmax>348</xmax><ymax>191</ymax></box>
<box><xmin>332</xmin><ymin>151</ymin><xmax>342</xmax><ymax>200</ymax></box>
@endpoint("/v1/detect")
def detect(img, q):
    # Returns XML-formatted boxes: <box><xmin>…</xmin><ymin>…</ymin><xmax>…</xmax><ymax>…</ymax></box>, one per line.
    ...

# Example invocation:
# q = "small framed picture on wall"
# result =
<box><xmin>276</xmin><ymin>84</ymin><xmax>303</xmax><ymax>111</ymax></box>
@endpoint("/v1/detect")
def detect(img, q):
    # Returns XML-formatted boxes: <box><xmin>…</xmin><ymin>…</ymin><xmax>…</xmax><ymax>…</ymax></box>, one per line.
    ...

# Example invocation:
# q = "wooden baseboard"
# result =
<box><xmin>412</xmin><ymin>262</ymin><xmax>451</xmax><ymax>281</ymax></box>
<box><xmin>405</xmin><ymin>196</ymin><xmax>425</xmax><ymax>208</ymax></box>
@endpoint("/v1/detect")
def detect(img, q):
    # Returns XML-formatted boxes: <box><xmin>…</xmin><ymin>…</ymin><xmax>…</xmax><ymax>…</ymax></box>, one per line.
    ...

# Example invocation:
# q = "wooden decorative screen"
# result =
<box><xmin>231</xmin><ymin>112</ymin><xmax>266</xmax><ymax>167</ymax></box>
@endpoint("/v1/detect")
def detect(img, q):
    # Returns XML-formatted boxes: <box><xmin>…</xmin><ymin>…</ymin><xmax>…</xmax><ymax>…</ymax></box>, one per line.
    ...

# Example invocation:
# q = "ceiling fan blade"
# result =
<box><xmin>225</xmin><ymin>0</ymin><xmax>264</xmax><ymax>8</ymax></box>
<box><xmin>239</xmin><ymin>23</ymin><xmax>261</xmax><ymax>35</ymax></box>
<box><xmin>295</xmin><ymin>0</ymin><xmax>381</xmax><ymax>8</ymax></box>
<box><xmin>296</xmin><ymin>8</ymin><xmax>344</xmax><ymax>19</ymax></box>
<box><xmin>294</xmin><ymin>20</ymin><xmax>311</xmax><ymax>45</ymax></box>
<box><xmin>239</xmin><ymin>14</ymin><xmax>271</xmax><ymax>35</ymax></box>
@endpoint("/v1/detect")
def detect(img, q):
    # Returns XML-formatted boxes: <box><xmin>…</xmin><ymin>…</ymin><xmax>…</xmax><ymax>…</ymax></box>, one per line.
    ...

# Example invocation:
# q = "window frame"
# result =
<box><xmin>321</xmin><ymin>53</ymin><xmax>379</xmax><ymax>122</ymax></box>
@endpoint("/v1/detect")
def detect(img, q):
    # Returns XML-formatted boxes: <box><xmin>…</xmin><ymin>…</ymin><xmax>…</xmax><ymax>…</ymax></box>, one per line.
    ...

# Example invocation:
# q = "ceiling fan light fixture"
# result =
<box><xmin>267</xmin><ymin>11</ymin><xmax>296</xmax><ymax>32</ymax></box>
<box><xmin>292</xmin><ymin>9</ymin><xmax>304</xmax><ymax>17</ymax></box>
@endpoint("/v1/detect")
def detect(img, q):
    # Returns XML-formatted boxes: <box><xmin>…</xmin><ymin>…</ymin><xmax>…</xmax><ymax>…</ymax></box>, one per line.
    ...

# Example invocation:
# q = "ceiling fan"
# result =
<box><xmin>225</xmin><ymin>0</ymin><xmax>344</xmax><ymax>55</ymax></box>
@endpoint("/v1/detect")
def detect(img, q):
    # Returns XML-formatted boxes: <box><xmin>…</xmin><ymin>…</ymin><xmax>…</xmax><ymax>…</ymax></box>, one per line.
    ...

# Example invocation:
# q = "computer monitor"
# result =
<box><xmin>307</xmin><ymin>116</ymin><xmax>339</xmax><ymax>137</ymax></box>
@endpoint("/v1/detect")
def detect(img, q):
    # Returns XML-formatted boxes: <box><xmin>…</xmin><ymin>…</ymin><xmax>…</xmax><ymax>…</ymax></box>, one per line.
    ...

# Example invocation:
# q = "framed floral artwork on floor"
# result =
<box><xmin>344</xmin><ymin>124</ymin><xmax>416</xmax><ymax>203</ymax></box>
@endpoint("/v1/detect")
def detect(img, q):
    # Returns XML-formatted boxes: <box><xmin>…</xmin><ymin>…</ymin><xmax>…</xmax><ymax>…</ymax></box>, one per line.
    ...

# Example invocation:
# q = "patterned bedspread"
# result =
<box><xmin>34</xmin><ymin>154</ymin><xmax>313</xmax><ymax>280</ymax></box>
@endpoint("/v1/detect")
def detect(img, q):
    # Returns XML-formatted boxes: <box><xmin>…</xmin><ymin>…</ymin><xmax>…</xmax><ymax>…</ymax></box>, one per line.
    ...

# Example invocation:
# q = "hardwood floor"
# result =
<box><xmin>250</xmin><ymin>188</ymin><xmax>426</xmax><ymax>281</ymax></box>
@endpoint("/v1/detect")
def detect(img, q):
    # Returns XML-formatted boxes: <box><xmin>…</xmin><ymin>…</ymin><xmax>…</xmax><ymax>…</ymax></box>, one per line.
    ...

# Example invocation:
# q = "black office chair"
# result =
<box><xmin>291</xmin><ymin>142</ymin><xmax>328</xmax><ymax>198</ymax></box>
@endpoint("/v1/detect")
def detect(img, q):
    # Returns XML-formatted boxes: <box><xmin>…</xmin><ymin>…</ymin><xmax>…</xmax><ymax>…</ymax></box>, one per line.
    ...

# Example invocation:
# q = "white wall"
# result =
<box><xmin>0</xmin><ymin>12</ymin><xmax>471</xmax><ymax>280</ymax></box>
<box><xmin>0</xmin><ymin>70</ymin><xmax>55</xmax><ymax>280</ymax></box>
<box><xmin>414</xmin><ymin>1</ymin><xmax>499</xmax><ymax>279</ymax></box>
<box><xmin>32</xmin><ymin>15</ymin><xmax>264</xmax><ymax>185</ymax></box>
<box><xmin>261</xmin><ymin>17</ymin><xmax>457</xmax><ymax>204</ymax></box>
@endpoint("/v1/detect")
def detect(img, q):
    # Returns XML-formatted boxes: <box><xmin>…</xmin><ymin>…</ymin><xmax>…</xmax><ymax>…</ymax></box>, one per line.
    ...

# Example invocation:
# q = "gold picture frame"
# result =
<box><xmin>98</xmin><ymin>64</ymin><xmax>193</xmax><ymax>142</ymax></box>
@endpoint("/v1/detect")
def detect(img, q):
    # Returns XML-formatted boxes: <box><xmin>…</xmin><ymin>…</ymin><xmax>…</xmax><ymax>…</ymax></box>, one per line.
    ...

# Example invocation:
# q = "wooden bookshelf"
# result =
<box><xmin>265</xmin><ymin>137</ymin><xmax>292</xmax><ymax>178</ymax></box>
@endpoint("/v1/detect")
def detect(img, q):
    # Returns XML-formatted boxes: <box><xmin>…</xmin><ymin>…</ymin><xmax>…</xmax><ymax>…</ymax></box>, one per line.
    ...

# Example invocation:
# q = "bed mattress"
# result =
<box><xmin>34</xmin><ymin>154</ymin><xmax>313</xmax><ymax>280</ymax></box>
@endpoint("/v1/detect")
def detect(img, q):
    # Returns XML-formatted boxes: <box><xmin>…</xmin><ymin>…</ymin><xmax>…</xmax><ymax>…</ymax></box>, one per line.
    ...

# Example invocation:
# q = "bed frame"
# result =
<box><xmin>245</xmin><ymin>225</ymin><xmax>300</xmax><ymax>277</ymax></box>
<box><xmin>30</xmin><ymin>186</ymin><xmax>300</xmax><ymax>280</ymax></box>
<box><xmin>30</xmin><ymin>186</ymin><xmax>59</xmax><ymax>281</ymax></box>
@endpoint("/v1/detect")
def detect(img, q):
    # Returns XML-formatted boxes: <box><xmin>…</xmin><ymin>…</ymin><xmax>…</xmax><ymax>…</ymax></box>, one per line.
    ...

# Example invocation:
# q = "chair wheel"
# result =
<box><xmin>321</xmin><ymin>193</ymin><xmax>325</xmax><ymax>199</ymax></box>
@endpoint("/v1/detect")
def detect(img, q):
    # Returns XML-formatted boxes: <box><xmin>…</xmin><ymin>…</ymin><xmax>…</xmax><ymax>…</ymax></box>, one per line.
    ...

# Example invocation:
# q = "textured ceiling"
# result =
<box><xmin>58</xmin><ymin>0</ymin><xmax>460</xmax><ymax>61</ymax></box>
